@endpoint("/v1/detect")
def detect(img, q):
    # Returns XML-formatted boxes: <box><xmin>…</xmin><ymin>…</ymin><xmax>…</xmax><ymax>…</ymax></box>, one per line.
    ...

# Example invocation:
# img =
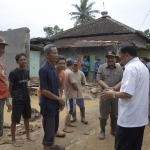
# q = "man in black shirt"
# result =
<box><xmin>9</xmin><ymin>53</ymin><xmax>35</xmax><ymax>147</ymax></box>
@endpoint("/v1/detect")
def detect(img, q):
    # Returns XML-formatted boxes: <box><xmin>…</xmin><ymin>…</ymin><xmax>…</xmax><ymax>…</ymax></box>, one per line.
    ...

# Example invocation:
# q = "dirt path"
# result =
<box><xmin>1</xmin><ymin>102</ymin><xmax>150</xmax><ymax>150</ymax></box>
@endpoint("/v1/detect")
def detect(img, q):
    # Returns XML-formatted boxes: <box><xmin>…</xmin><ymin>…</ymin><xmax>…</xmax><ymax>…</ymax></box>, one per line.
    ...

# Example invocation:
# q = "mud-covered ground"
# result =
<box><xmin>0</xmin><ymin>96</ymin><xmax>150</xmax><ymax>150</ymax></box>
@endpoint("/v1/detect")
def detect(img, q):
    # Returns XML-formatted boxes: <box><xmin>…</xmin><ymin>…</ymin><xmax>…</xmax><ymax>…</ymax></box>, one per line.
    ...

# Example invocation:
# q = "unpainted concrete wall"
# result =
<box><xmin>0</xmin><ymin>28</ymin><xmax>30</xmax><ymax>77</ymax></box>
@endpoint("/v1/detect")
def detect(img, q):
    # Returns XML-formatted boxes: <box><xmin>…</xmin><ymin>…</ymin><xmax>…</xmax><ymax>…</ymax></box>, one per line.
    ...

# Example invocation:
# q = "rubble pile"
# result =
<box><xmin>30</xmin><ymin>77</ymin><xmax>39</xmax><ymax>86</ymax></box>
<box><xmin>2</xmin><ymin>108</ymin><xmax>42</xmax><ymax>139</ymax></box>
<box><xmin>83</xmin><ymin>83</ymin><xmax>100</xmax><ymax>100</ymax></box>
<box><xmin>3</xmin><ymin>123</ymin><xmax>42</xmax><ymax>138</ymax></box>
<box><xmin>30</xmin><ymin>87</ymin><xmax>38</xmax><ymax>96</ymax></box>
<box><xmin>29</xmin><ymin>108</ymin><xmax>41</xmax><ymax>122</ymax></box>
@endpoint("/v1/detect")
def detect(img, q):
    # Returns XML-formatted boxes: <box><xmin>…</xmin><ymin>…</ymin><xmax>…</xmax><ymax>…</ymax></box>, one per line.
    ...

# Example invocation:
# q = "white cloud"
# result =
<box><xmin>0</xmin><ymin>0</ymin><xmax>149</xmax><ymax>38</ymax></box>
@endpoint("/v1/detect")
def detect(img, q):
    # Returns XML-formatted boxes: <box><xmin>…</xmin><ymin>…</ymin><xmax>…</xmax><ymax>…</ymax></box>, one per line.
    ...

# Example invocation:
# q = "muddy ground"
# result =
<box><xmin>0</xmin><ymin>95</ymin><xmax>150</xmax><ymax>150</ymax></box>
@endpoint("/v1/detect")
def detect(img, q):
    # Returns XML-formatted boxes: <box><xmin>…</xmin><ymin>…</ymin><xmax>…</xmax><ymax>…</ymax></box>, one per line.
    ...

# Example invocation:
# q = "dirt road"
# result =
<box><xmin>1</xmin><ymin>96</ymin><xmax>150</xmax><ymax>150</ymax></box>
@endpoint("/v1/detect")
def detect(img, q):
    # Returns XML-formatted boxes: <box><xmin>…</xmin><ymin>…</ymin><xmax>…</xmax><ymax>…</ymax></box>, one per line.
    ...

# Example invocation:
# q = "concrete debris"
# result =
<box><xmin>82</xmin><ymin>83</ymin><xmax>100</xmax><ymax>99</ymax></box>
<box><xmin>91</xmin><ymin>88</ymin><xmax>98</xmax><ymax>94</ymax></box>
<box><xmin>85</xmin><ymin>83</ymin><xmax>89</xmax><ymax>86</ymax></box>
<box><xmin>3</xmin><ymin>122</ymin><xmax>11</xmax><ymax>128</ymax></box>
<box><xmin>5</xmin><ymin>123</ymin><xmax>42</xmax><ymax>137</ymax></box>
<box><xmin>30</xmin><ymin>77</ymin><xmax>39</xmax><ymax>86</ymax></box>
<box><xmin>29</xmin><ymin>108</ymin><xmax>41</xmax><ymax>122</ymax></box>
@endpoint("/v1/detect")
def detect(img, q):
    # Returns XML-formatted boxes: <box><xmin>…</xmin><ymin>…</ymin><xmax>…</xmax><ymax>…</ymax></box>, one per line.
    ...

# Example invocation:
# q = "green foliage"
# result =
<box><xmin>69</xmin><ymin>0</ymin><xmax>100</xmax><ymax>26</ymax></box>
<box><xmin>139</xmin><ymin>29</ymin><xmax>150</xmax><ymax>39</ymax></box>
<box><xmin>43</xmin><ymin>25</ymin><xmax>63</xmax><ymax>38</ymax></box>
<box><xmin>144</xmin><ymin>29</ymin><xmax>150</xmax><ymax>38</ymax></box>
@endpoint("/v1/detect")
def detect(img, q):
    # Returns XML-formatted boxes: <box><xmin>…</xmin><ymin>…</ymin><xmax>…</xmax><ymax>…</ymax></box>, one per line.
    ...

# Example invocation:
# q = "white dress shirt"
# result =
<box><xmin>118</xmin><ymin>57</ymin><xmax>149</xmax><ymax>127</ymax></box>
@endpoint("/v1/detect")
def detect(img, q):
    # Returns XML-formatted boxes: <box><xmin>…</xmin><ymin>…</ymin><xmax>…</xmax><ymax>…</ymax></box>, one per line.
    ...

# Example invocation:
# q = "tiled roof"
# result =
<box><xmin>53</xmin><ymin>34</ymin><xmax>135</xmax><ymax>48</ymax></box>
<box><xmin>49</xmin><ymin>17</ymin><xmax>136</xmax><ymax>41</ymax></box>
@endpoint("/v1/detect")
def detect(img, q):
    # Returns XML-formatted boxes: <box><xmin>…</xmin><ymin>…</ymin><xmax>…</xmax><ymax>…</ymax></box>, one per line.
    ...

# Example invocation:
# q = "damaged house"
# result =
<box><xmin>30</xmin><ymin>11</ymin><xmax>150</xmax><ymax>80</ymax></box>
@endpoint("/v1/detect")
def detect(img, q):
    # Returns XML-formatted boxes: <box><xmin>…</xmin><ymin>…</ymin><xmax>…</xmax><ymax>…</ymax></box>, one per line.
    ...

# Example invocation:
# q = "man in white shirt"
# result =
<box><xmin>101</xmin><ymin>41</ymin><xmax>149</xmax><ymax>150</ymax></box>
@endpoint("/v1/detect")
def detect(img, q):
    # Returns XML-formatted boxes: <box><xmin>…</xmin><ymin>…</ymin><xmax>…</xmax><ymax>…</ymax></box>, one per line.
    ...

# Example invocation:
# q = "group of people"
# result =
<box><xmin>0</xmin><ymin>36</ymin><xmax>149</xmax><ymax>150</ymax></box>
<box><xmin>99</xmin><ymin>41</ymin><xmax>150</xmax><ymax>150</ymax></box>
<box><xmin>76</xmin><ymin>56</ymin><xmax>101</xmax><ymax>82</ymax></box>
<box><xmin>38</xmin><ymin>42</ymin><xmax>150</xmax><ymax>150</ymax></box>
<box><xmin>38</xmin><ymin>44</ymin><xmax>89</xmax><ymax>150</ymax></box>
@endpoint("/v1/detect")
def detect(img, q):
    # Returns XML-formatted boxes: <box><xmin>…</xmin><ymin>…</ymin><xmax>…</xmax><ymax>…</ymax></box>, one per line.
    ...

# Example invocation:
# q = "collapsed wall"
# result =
<box><xmin>0</xmin><ymin>27</ymin><xmax>30</xmax><ymax>77</ymax></box>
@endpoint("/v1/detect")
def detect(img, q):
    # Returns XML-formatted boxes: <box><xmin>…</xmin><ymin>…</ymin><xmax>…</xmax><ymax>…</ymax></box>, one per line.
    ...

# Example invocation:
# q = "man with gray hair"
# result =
<box><xmin>39</xmin><ymin>44</ymin><xmax>65</xmax><ymax>150</ymax></box>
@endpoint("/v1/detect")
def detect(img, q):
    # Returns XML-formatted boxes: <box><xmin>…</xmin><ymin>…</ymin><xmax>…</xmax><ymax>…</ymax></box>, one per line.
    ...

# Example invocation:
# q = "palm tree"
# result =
<box><xmin>69</xmin><ymin>0</ymin><xmax>100</xmax><ymax>26</ymax></box>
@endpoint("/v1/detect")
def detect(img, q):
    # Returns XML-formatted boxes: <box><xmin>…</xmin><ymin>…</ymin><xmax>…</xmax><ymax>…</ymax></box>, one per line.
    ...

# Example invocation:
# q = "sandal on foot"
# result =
<box><xmin>68</xmin><ymin>123</ymin><xmax>76</xmax><ymax>127</ymax></box>
<box><xmin>62</xmin><ymin>129</ymin><xmax>73</xmax><ymax>133</ymax></box>
<box><xmin>12</xmin><ymin>140</ymin><xmax>23</xmax><ymax>147</ymax></box>
<box><xmin>26</xmin><ymin>136</ymin><xmax>35</xmax><ymax>142</ymax></box>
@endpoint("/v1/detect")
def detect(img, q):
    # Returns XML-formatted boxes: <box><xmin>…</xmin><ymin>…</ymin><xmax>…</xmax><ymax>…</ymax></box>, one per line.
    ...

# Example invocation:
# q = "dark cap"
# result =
<box><xmin>73</xmin><ymin>60</ymin><xmax>78</xmax><ymax>65</ymax></box>
<box><xmin>0</xmin><ymin>37</ymin><xmax>8</xmax><ymax>46</ymax></box>
<box><xmin>105</xmin><ymin>51</ymin><xmax>116</xmax><ymax>58</ymax></box>
<box><xmin>66</xmin><ymin>58</ymin><xmax>74</xmax><ymax>65</ymax></box>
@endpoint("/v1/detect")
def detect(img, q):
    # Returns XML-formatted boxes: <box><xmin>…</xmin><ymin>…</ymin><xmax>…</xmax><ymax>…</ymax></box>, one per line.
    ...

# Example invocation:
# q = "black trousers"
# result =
<box><xmin>42</xmin><ymin>115</ymin><xmax>59</xmax><ymax>146</ymax></box>
<box><xmin>115</xmin><ymin>125</ymin><xmax>145</xmax><ymax>150</ymax></box>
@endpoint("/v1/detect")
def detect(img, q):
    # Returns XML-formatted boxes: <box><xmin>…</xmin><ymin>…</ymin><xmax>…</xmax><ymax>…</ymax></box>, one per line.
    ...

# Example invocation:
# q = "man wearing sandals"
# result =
<box><xmin>9</xmin><ymin>53</ymin><xmax>35</xmax><ymax>147</ymax></box>
<box><xmin>39</xmin><ymin>44</ymin><xmax>65</xmax><ymax>150</ymax></box>
<box><xmin>71</xmin><ymin>60</ymin><xmax>88</xmax><ymax>124</ymax></box>
<box><xmin>37</xmin><ymin>55</ymin><xmax>66</xmax><ymax>138</ymax></box>
<box><xmin>63</xmin><ymin>58</ymin><xmax>78</xmax><ymax>133</ymax></box>
<box><xmin>0</xmin><ymin>37</ymin><xmax>11</xmax><ymax>140</ymax></box>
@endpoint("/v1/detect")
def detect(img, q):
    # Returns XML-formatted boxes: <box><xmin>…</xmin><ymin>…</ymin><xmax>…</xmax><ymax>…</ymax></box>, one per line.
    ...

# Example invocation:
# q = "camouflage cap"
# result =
<box><xmin>105</xmin><ymin>51</ymin><xmax>116</xmax><ymax>58</ymax></box>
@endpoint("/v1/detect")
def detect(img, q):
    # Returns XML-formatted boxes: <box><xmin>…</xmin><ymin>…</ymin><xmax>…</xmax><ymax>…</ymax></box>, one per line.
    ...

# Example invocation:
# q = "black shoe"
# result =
<box><xmin>110</xmin><ymin>131</ymin><xmax>116</xmax><ymax>136</ymax></box>
<box><xmin>50</xmin><ymin>145</ymin><xmax>65</xmax><ymax>150</ymax></box>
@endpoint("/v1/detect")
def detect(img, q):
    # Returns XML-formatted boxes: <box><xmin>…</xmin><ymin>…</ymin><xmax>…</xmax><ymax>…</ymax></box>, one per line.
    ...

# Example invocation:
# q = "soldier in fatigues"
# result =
<box><xmin>97</xmin><ymin>51</ymin><xmax>123</xmax><ymax>140</ymax></box>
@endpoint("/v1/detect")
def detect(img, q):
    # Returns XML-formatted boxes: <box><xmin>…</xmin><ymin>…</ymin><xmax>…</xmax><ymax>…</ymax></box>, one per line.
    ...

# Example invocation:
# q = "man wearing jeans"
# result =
<box><xmin>0</xmin><ymin>37</ymin><xmax>11</xmax><ymax>138</ymax></box>
<box><xmin>101</xmin><ymin>41</ymin><xmax>149</xmax><ymax>150</ymax></box>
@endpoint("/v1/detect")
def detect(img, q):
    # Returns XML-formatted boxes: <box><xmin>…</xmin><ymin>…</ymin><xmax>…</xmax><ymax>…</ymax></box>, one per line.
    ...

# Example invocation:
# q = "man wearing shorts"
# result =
<box><xmin>39</xmin><ymin>44</ymin><xmax>65</xmax><ymax>150</ymax></box>
<box><xmin>71</xmin><ymin>60</ymin><xmax>88</xmax><ymax>124</ymax></box>
<box><xmin>63</xmin><ymin>58</ymin><xmax>78</xmax><ymax>133</ymax></box>
<box><xmin>9</xmin><ymin>53</ymin><xmax>35</xmax><ymax>147</ymax></box>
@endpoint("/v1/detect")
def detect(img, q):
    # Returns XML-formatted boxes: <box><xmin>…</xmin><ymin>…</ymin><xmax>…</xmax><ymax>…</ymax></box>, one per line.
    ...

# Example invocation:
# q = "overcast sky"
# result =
<box><xmin>0</xmin><ymin>0</ymin><xmax>149</xmax><ymax>38</ymax></box>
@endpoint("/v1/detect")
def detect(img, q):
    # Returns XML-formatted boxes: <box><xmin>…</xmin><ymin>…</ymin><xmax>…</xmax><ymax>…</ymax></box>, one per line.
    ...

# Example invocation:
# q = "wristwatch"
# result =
<box><xmin>112</xmin><ymin>92</ymin><xmax>116</xmax><ymax>98</ymax></box>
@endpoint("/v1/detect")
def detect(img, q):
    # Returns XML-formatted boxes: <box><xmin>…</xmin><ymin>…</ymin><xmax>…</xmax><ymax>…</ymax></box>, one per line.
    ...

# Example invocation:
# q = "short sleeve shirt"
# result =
<box><xmin>37</xmin><ymin>70</ymin><xmax>65</xmax><ymax>98</ymax></box>
<box><xmin>64</xmin><ymin>68</ymin><xmax>77</xmax><ymax>99</ymax></box>
<box><xmin>97</xmin><ymin>63</ymin><xmax>123</xmax><ymax>90</ymax></box>
<box><xmin>58</xmin><ymin>70</ymin><xmax>65</xmax><ymax>87</ymax></box>
<box><xmin>0</xmin><ymin>62</ymin><xmax>8</xmax><ymax>99</ymax></box>
<box><xmin>118</xmin><ymin>57</ymin><xmax>149</xmax><ymax>127</ymax></box>
<box><xmin>73</xmin><ymin>70</ymin><xmax>86</xmax><ymax>98</ymax></box>
<box><xmin>8</xmin><ymin>68</ymin><xmax>30</xmax><ymax>105</ymax></box>
<box><xmin>39</xmin><ymin>61</ymin><xmax>59</xmax><ymax>117</ymax></box>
